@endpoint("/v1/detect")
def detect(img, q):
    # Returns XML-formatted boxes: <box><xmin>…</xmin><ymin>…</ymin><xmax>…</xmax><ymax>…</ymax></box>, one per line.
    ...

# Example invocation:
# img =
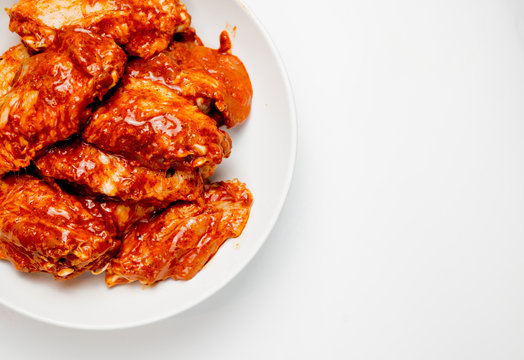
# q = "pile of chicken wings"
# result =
<box><xmin>0</xmin><ymin>0</ymin><xmax>253</xmax><ymax>287</ymax></box>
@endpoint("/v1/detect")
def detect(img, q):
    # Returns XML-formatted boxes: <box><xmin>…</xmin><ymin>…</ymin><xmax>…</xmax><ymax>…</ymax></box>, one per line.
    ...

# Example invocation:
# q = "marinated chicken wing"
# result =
<box><xmin>0</xmin><ymin>29</ymin><xmax>126</xmax><ymax>175</ymax></box>
<box><xmin>36</xmin><ymin>140</ymin><xmax>204</xmax><ymax>205</ymax></box>
<box><xmin>0</xmin><ymin>44</ymin><xmax>30</xmax><ymax>98</ymax></box>
<box><xmin>169</xmin><ymin>31</ymin><xmax>253</xmax><ymax>127</ymax></box>
<box><xmin>8</xmin><ymin>0</ymin><xmax>191</xmax><ymax>58</ymax></box>
<box><xmin>83</xmin><ymin>61</ymin><xmax>232</xmax><ymax>171</ymax></box>
<box><xmin>128</xmin><ymin>31</ymin><xmax>253</xmax><ymax>128</ymax></box>
<box><xmin>105</xmin><ymin>179</ymin><xmax>253</xmax><ymax>286</ymax></box>
<box><xmin>0</xmin><ymin>175</ymin><xmax>119</xmax><ymax>279</ymax></box>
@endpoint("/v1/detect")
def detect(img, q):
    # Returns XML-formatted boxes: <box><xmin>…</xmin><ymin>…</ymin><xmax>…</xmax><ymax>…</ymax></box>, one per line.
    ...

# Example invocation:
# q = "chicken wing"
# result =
<box><xmin>8</xmin><ymin>0</ymin><xmax>191</xmax><ymax>58</ymax></box>
<box><xmin>36</xmin><ymin>140</ymin><xmax>204</xmax><ymax>206</ymax></box>
<box><xmin>0</xmin><ymin>175</ymin><xmax>119</xmax><ymax>280</ymax></box>
<box><xmin>0</xmin><ymin>44</ymin><xmax>30</xmax><ymax>98</ymax></box>
<box><xmin>128</xmin><ymin>31</ymin><xmax>253</xmax><ymax>128</ymax></box>
<box><xmin>83</xmin><ymin>60</ymin><xmax>232</xmax><ymax>172</ymax></box>
<box><xmin>0</xmin><ymin>29</ymin><xmax>126</xmax><ymax>175</ymax></box>
<box><xmin>168</xmin><ymin>31</ymin><xmax>253</xmax><ymax>128</ymax></box>
<box><xmin>105</xmin><ymin>179</ymin><xmax>253</xmax><ymax>286</ymax></box>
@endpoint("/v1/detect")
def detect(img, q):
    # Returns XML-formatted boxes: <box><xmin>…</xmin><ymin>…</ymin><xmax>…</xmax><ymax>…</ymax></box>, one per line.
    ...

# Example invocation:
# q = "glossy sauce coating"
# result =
<box><xmin>97</xmin><ymin>200</ymin><xmax>157</xmax><ymax>239</ymax></box>
<box><xmin>0</xmin><ymin>29</ymin><xmax>126</xmax><ymax>175</ymax></box>
<box><xmin>105</xmin><ymin>179</ymin><xmax>253</xmax><ymax>286</ymax></box>
<box><xmin>0</xmin><ymin>176</ymin><xmax>119</xmax><ymax>279</ymax></box>
<box><xmin>83</xmin><ymin>62</ymin><xmax>232</xmax><ymax>171</ymax></box>
<box><xmin>36</xmin><ymin>140</ymin><xmax>204</xmax><ymax>206</ymax></box>
<box><xmin>8</xmin><ymin>0</ymin><xmax>191</xmax><ymax>58</ymax></box>
<box><xmin>0</xmin><ymin>44</ymin><xmax>30</xmax><ymax>98</ymax></box>
<box><xmin>80</xmin><ymin>197</ymin><xmax>157</xmax><ymax>240</ymax></box>
<box><xmin>129</xmin><ymin>31</ymin><xmax>253</xmax><ymax>128</ymax></box>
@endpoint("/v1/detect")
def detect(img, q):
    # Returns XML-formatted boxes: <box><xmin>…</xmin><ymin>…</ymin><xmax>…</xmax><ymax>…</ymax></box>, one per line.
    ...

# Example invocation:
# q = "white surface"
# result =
<box><xmin>0</xmin><ymin>0</ymin><xmax>296</xmax><ymax>329</ymax></box>
<box><xmin>2</xmin><ymin>0</ymin><xmax>524</xmax><ymax>357</ymax></box>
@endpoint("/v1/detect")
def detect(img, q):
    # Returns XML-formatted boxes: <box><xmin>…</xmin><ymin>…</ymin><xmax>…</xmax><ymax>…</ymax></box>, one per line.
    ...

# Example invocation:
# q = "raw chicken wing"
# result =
<box><xmin>83</xmin><ymin>61</ymin><xmax>232</xmax><ymax>171</ymax></box>
<box><xmin>0</xmin><ymin>175</ymin><xmax>119</xmax><ymax>280</ymax></box>
<box><xmin>8</xmin><ymin>0</ymin><xmax>191</xmax><ymax>58</ymax></box>
<box><xmin>168</xmin><ymin>31</ymin><xmax>253</xmax><ymax>127</ymax></box>
<box><xmin>36</xmin><ymin>140</ymin><xmax>204</xmax><ymax>206</ymax></box>
<box><xmin>127</xmin><ymin>31</ymin><xmax>253</xmax><ymax>128</ymax></box>
<box><xmin>105</xmin><ymin>180</ymin><xmax>253</xmax><ymax>286</ymax></box>
<box><xmin>0</xmin><ymin>29</ymin><xmax>126</xmax><ymax>175</ymax></box>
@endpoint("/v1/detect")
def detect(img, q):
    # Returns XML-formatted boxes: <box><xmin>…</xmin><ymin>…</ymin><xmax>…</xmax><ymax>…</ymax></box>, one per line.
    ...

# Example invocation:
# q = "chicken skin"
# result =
<box><xmin>97</xmin><ymin>200</ymin><xmax>157</xmax><ymax>238</ymax></box>
<box><xmin>80</xmin><ymin>196</ymin><xmax>156</xmax><ymax>240</ymax></box>
<box><xmin>8</xmin><ymin>0</ymin><xmax>191</xmax><ymax>58</ymax></box>
<box><xmin>0</xmin><ymin>44</ymin><xmax>30</xmax><ymax>98</ymax></box>
<box><xmin>36</xmin><ymin>140</ymin><xmax>204</xmax><ymax>206</ymax></box>
<box><xmin>105</xmin><ymin>179</ymin><xmax>253</xmax><ymax>287</ymax></box>
<box><xmin>0</xmin><ymin>29</ymin><xmax>126</xmax><ymax>175</ymax></box>
<box><xmin>83</xmin><ymin>60</ymin><xmax>232</xmax><ymax>172</ymax></box>
<box><xmin>122</xmin><ymin>31</ymin><xmax>252</xmax><ymax>128</ymax></box>
<box><xmin>0</xmin><ymin>175</ymin><xmax>119</xmax><ymax>280</ymax></box>
<box><xmin>167</xmin><ymin>31</ymin><xmax>253</xmax><ymax>128</ymax></box>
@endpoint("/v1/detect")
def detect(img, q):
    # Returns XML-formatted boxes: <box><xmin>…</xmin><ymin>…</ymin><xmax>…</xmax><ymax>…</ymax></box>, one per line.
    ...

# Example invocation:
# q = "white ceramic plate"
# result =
<box><xmin>0</xmin><ymin>0</ymin><xmax>296</xmax><ymax>329</ymax></box>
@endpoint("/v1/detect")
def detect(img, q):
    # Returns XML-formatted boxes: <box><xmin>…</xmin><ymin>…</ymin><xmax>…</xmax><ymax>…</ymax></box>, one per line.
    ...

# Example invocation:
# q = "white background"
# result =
<box><xmin>2</xmin><ymin>0</ymin><xmax>524</xmax><ymax>358</ymax></box>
